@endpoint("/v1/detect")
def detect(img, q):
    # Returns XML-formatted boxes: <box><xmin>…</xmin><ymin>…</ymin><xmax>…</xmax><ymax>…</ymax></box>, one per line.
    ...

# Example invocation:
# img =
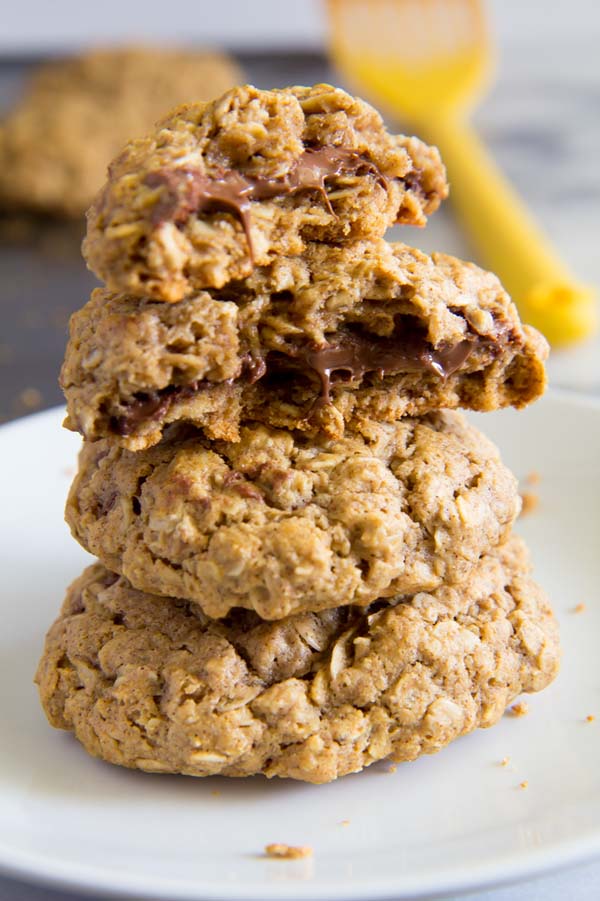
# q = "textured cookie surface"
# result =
<box><xmin>0</xmin><ymin>47</ymin><xmax>242</xmax><ymax>217</ymax></box>
<box><xmin>83</xmin><ymin>83</ymin><xmax>447</xmax><ymax>298</ymax></box>
<box><xmin>62</xmin><ymin>241</ymin><xmax>547</xmax><ymax>450</ymax></box>
<box><xmin>66</xmin><ymin>412</ymin><xmax>520</xmax><ymax>620</ymax></box>
<box><xmin>36</xmin><ymin>538</ymin><xmax>560</xmax><ymax>783</ymax></box>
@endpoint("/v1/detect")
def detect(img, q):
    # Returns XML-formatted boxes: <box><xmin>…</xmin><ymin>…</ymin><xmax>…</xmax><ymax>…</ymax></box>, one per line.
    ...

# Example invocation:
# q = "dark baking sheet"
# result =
<box><xmin>0</xmin><ymin>52</ymin><xmax>333</xmax><ymax>424</ymax></box>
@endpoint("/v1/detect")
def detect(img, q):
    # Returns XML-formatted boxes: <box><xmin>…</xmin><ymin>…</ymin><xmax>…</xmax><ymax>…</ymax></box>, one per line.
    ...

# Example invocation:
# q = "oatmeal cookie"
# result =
<box><xmin>82</xmin><ymin>84</ymin><xmax>447</xmax><ymax>298</ymax></box>
<box><xmin>65</xmin><ymin>412</ymin><xmax>520</xmax><ymax>620</ymax></box>
<box><xmin>35</xmin><ymin>537</ymin><xmax>560</xmax><ymax>783</ymax></box>
<box><xmin>61</xmin><ymin>241</ymin><xmax>547</xmax><ymax>450</ymax></box>
<box><xmin>0</xmin><ymin>47</ymin><xmax>242</xmax><ymax>217</ymax></box>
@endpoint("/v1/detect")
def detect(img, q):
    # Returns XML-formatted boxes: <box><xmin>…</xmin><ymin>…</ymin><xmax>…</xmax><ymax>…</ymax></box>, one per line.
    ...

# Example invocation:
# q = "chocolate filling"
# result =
<box><xmin>403</xmin><ymin>168</ymin><xmax>425</xmax><ymax>199</ymax></box>
<box><xmin>239</xmin><ymin>352</ymin><xmax>267</xmax><ymax>384</ymax></box>
<box><xmin>290</xmin><ymin>329</ymin><xmax>473</xmax><ymax>402</ymax></box>
<box><xmin>109</xmin><ymin>353</ymin><xmax>265</xmax><ymax>436</ymax></box>
<box><xmin>144</xmin><ymin>146</ymin><xmax>386</xmax><ymax>257</ymax></box>
<box><xmin>109</xmin><ymin>326</ymin><xmax>474</xmax><ymax>437</ymax></box>
<box><xmin>110</xmin><ymin>383</ymin><xmax>199</xmax><ymax>436</ymax></box>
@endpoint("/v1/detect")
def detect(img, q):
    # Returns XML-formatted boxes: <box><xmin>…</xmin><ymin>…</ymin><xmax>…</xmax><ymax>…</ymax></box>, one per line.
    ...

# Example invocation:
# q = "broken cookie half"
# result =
<box><xmin>62</xmin><ymin>240</ymin><xmax>548</xmax><ymax>451</ymax></box>
<box><xmin>83</xmin><ymin>83</ymin><xmax>447</xmax><ymax>300</ymax></box>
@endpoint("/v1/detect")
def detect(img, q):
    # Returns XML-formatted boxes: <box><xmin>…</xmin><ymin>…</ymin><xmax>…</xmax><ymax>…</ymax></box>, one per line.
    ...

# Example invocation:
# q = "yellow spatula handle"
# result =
<box><xmin>425</xmin><ymin>117</ymin><xmax>597</xmax><ymax>346</ymax></box>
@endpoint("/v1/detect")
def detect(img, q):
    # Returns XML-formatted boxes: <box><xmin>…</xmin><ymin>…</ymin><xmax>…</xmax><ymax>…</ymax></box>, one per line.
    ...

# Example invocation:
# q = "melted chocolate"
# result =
<box><xmin>296</xmin><ymin>330</ymin><xmax>473</xmax><ymax>401</ymax></box>
<box><xmin>110</xmin><ymin>353</ymin><xmax>265</xmax><ymax>436</ymax></box>
<box><xmin>110</xmin><ymin>326</ymin><xmax>474</xmax><ymax>436</ymax></box>
<box><xmin>110</xmin><ymin>381</ymin><xmax>202</xmax><ymax>436</ymax></box>
<box><xmin>144</xmin><ymin>146</ymin><xmax>384</xmax><ymax>257</ymax></box>
<box><xmin>402</xmin><ymin>168</ymin><xmax>424</xmax><ymax>199</ymax></box>
<box><xmin>240</xmin><ymin>353</ymin><xmax>267</xmax><ymax>384</ymax></box>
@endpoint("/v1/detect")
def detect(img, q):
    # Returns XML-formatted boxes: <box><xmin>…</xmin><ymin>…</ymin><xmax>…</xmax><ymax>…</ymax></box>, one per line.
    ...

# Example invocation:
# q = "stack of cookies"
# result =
<box><xmin>36</xmin><ymin>84</ymin><xmax>560</xmax><ymax>784</ymax></box>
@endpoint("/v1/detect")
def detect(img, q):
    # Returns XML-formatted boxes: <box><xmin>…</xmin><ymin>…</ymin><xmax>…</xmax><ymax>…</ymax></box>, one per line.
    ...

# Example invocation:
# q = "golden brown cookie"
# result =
<box><xmin>36</xmin><ymin>537</ymin><xmax>560</xmax><ymax>783</ymax></box>
<box><xmin>0</xmin><ymin>47</ymin><xmax>243</xmax><ymax>217</ymax></box>
<box><xmin>61</xmin><ymin>241</ymin><xmax>547</xmax><ymax>450</ymax></box>
<box><xmin>82</xmin><ymin>84</ymin><xmax>447</xmax><ymax>298</ymax></box>
<box><xmin>65</xmin><ymin>412</ymin><xmax>520</xmax><ymax>620</ymax></box>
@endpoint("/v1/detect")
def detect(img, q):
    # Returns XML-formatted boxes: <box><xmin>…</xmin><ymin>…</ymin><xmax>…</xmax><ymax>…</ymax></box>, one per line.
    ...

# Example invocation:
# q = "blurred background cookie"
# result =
<box><xmin>0</xmin><ymin>45</ymin><xmax>243</xmax><ymax>218</ymax></box>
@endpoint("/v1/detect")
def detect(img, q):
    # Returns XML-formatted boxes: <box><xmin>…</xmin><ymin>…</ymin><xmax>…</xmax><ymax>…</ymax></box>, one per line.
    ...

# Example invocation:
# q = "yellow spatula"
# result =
<box><xmin>327</xmin><ymin>0</ymin><xmax>597</xmax><ymax>346</ymax></box>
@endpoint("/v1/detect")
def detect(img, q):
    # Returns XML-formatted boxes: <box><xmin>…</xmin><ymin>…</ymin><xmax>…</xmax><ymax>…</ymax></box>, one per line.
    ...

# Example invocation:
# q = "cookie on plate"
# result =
<box><xmin>65</xmin><ymin>412</ymin><xmax>520</xmax><ymax>620</ymax></box>
<box><xmin>35</xmin><ymin>537</ymin><xmax>560</xmax><ymax>783</ymax></box>
<box><xmin>0</xmin><ymin>46</ymin><xmax>243</xmax><ymax>218</ymax></box>
<box><xmin>61</xmin><ymin>241</ymin><xmax>547</xmax><ymax>450</ymax></box>
<box><xmin>82</xmin><ymin>83</ymin><xmax>448</xmax><ymax>299</ymax></box>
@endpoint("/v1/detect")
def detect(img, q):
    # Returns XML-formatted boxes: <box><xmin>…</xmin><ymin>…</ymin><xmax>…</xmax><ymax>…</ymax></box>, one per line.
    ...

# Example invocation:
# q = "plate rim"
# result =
<box><xmin>1</xmin><ymin>828</ymin><xmax>599</xmax><ymax>901</ymax></box>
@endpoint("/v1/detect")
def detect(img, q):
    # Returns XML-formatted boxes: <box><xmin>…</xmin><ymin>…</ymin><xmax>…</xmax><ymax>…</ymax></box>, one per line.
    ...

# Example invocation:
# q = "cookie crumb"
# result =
<box><xmin>388</xmin><ymin>764</ymin><xmax>398</xmax><ymax>773</ymax></box>
<box><xmin>519</xmin><ymin>781</ymin><xmax>528</xmax><ymax>790</ymax></box>
<box><xmin>340</xmin><ymin>819</ymin><xmax>350</xmax><ymax>827</ymax></box>
<box><xmin>500</xmin><ymin>756</ymin><xmax>510</xmax><ymax>767</ymax></box>
<box><xmin>264</xmin><ymin>844</ymin><xmax>313</xmax><ymax>860</ymax></box>
<box><xmin>519</xmin><ymin>492</ymin><xmax>539</xmax><ymax>516</ymax></box>
<box><xmin>509</xmin><ymin>701</ymin><xmax>529</xmax><ymax>718</ymax></box>
<box><xmin>525</xmin><ymin>471</ymin><xmax>541</xmax><ymax>485</ymax></box>
<box><xmin>586</xmin><ymin>715</ymin><xmax>595</xmax><ymax>723</ymax></box>
<box><xmin>210</xmin><ymin>789</ymin><xmax>221</xmax><ymax>797</ymax></box>
<box><xmin>573</xmin><ymin>603</ymin><xmax>586</xmax><ymax>614</ymax></box>
<box><xmin>17</xmin><ymin>387</ymin><xmax>43</xmax><ymax>410</ymax></box>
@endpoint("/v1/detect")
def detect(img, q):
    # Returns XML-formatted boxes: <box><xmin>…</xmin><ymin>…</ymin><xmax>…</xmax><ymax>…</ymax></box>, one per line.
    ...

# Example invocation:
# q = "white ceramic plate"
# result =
<box><xmin>1</xmin><ymin>391</ymin><xmax>599</xmax><ymax>901</ymax></box>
